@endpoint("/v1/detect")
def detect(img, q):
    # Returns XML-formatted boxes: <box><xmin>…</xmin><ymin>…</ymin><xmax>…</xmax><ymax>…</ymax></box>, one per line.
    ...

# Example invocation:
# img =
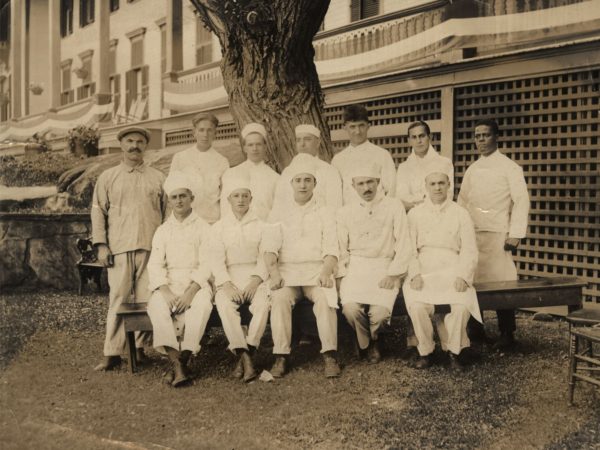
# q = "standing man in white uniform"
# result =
<box><xmin>332</xmin><ymin>104</ymin><xmax>396</xmax><ymax>205</ymax></box>
<box><xmin>271</xmin><ymin>124</ymin><xmax>343</xmax><ymax>213</ymax></box>
<box><xmin>92</xmin><ymin>126</ymin><xmax>166</xmax><ymax>371</ymax></box>
<box><xmin>264</xmin><ymin>156</ymin><xmax>341</xmax><ymax>378</ymax></box>
<box><xmin>170</xmin><ymin>112</ymin><xmax>230</xmax><ymax>224</ymax></box>
<box><xmin>211</xmin><ymin>175</ymin><xmax>272</xmax><ymax>383</ymax></box>
<box><xmin>458</xmin><ymin>119</ymin><xmax>530</xmax><ymax>349</ymax></box>
<box><xmin>396</xmin><ymin>120</ymin><xmax>454</xmax><ymax>211</ymax></box>
<box><xmin>403</xmin><ymin>170</ymin><xmax>481</xmax><ymax>371</ymax></box>
<box><xmin>146</xmin><ymin>172</ymin><xmax>214</xmax><ymax>387</ymax></box>
<box><xmin>220</xmin><ymin>123</ymin><xmax>279</xmax><ymax>221</ymax></box>
<box><xmin>337</xmin><ymin>164</ymin><xmax>412</xmax><ymax>363</ymax></box>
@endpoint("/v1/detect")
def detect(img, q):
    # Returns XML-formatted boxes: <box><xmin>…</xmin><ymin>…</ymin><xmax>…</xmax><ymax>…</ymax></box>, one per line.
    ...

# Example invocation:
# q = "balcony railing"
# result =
<box><xmin>176</xmin><ymin>61</ymin><xmax>222</xmax><ymax>92</ymax></box>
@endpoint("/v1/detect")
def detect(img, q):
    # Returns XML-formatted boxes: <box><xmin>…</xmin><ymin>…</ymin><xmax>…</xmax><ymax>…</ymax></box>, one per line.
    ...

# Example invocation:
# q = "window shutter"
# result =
<box><xmin>125</xmin><ymin>69</ymin><xmax>137</xmax><ymax>112</ymax></box>
<box><xmin>362</xmin><ymin>0</ymin><xmax>379</xmax><ymax>19</ymax></box>
<box><xmin>131</xmin><ymin>38</ymin><xmax>143</xmax><ymax>67</ymax></box>
<box><xmin>350</xmin><ymin>0</ymin><xmax>360</xmax><ymax>22</ymax></box>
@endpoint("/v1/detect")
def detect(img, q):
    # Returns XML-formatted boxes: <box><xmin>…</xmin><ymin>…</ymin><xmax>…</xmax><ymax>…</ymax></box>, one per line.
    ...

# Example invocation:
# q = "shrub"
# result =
<box><xmin>0</xmin><ymin>153</ymin><xmax>82</xmax><ymax>187</ymax></box>
<box><xmin>67</xmin><ymin>125</ymin><xmax>99</xmax><ymax>157</ymax></box>
<box><xmin>27</xmin><ymin>132</ymin><xmax>52</xmax><ymax>153</ymax></box>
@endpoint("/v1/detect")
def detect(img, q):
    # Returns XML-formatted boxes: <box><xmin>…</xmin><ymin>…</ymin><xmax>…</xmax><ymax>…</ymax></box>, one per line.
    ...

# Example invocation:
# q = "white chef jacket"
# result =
<box><xmin>272</xmin><ymin>154</ymin><xmax>343</xmax><ymax>214</ymax></box>
<box><xmin>170</xmin><ymin>146</ymin><xmax>230</xmax><ymax>224</ymax></box>
<box><xmin>331</xmin><ymin>140</ymin><xmax>396</xmax><ymax>205</ymax></box>
<box><xmin>263</xmin><ymin>197</ymin><xmax>339</xmax><ymax>287</ymax></box>
<box><xmin>336</xmin><ymin>192</ymin><xmax>412</xmax><ymax>310</ymax></box>
<box><xmin>403</xmin><ymin>197</ymin><xmax>482</xmax><ymax>322</ymax></box>
<box><xmin>220</xmin><ymin>160</ymin><xmax>280</xmax><ymax>221</ymax></box>
<box><xmin>209</xmin><ymin>210</ymin><xmax>269</xmax><ymax>287</ymax></box>
<box><xmin>147</xmin><ymin>211</ymin><xmax>212</xmax><ymax>295</ymax></box>
<box><xmin>396</xmin><ymin>146</ymin><xmax>454</xmax><ymax>208</ymax></box>
<box><xmin>457</xmin><ymin>150</ymin><xmax>529</xmax><ymax>238</ymax></box>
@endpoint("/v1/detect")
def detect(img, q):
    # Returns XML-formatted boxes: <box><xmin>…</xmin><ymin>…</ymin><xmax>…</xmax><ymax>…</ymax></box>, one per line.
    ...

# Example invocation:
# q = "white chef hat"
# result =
<box><xmin>295</xmin><ymin>124</ymin><xmax>321</xmax><ymax>139</ymax></box>
<box><xmin>350</xmin><ymin>161</ymin><xmax>381</xmax><ymax>180</ymax></box>
<box><xmin>287</xmin><ymin>153</ymin><xmax>318</xmax><ymax>180</ymax></box>
<box><xmin>424</xmin><ymin>163</ymin><xmax>450</xmax><ymax>182</ymax></box>
<box><xmin>164</xmin><ymin>171</ymin><xmax>194</xmax><ymax>196</ymax></box>
<box><xmin>241</xmin><ymin>123</ymin><xmax>267</xmax><ymax>140</ymax></box>
<box><xmin>223</xmin><ymin>173</ymin><xmax>252</xmax><ymax>198</ymax></box>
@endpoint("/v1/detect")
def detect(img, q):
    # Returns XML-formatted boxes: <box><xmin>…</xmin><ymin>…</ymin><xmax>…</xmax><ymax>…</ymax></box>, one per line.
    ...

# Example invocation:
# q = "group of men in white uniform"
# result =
<box><xmin>91</xmin><ymin>104</ymin><xmax>529</xmax><ymax>386</ymax></box>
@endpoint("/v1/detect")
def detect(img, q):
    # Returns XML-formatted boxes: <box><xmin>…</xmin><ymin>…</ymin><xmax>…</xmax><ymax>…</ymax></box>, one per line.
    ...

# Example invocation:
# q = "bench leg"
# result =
<box><xmin>77</xmin><ymin>266</ymin><xmax>84</xmax><ymax>296</ymax></box>
<box><xmin>125</xmin><ymin>331</ymin><xmax>137</xmax><ymax>374</ymax></box>
<box><xmin>567</xmin><ymin>326</ymin><xmax>577</xmax><ymax>406</ymax></box>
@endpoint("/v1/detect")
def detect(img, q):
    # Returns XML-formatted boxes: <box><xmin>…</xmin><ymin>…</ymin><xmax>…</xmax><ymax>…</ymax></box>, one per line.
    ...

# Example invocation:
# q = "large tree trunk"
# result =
<box><xmin>190</xmin><ymin>0</ymin><xmax>331</xmax><ymax>171</ymax></box>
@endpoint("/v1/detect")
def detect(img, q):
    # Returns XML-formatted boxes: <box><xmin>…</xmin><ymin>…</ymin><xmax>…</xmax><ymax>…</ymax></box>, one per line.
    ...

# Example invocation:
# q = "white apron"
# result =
<box><xmin>403</xmin><ymin>249</ymin><xmax>482</xmax><ymax>323</ymax></box>
<box><xmin>279</xmin><ymin>261</ymin><xmax>339</xmax><ymax>309</ymax></box>
<box><xmin>340</xmin><ymin>255</ymin><xmax>398</xmax><ymax>312</ymax></box>
<box><xmin>474</xmin><ymin>231</ymin><xmax>517</xmax><ymax>282</ymax></box>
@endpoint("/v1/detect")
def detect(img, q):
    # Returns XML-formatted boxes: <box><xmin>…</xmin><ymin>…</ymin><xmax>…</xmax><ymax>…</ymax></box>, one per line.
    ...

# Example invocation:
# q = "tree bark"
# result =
<box><xmin>190</xmin><ymin>0</ymin><xmax>331</xmax><ymax>171</ymax></box>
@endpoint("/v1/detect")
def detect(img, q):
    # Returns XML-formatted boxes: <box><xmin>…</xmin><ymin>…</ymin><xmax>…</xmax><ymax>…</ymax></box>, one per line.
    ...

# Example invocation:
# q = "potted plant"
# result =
<box><xmin>24</xmin><ymin>132</ymin><xmax>51</xmax><ymax>158</ymax></box>
<box><xmin>67</xmin><ymin>125</ymin><xmax>99</xmax><ymax>157</ymax></box>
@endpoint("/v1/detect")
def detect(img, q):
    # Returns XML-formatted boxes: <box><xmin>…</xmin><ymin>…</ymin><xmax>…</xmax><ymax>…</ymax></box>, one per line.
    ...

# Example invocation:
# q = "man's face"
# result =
<box><xmin>120</xmin><ymin>132</ymin><xmax>147</xmax><ymax>165</ymax></box>
<box><xmin>344</xmin><ymin>121</ymin><xmax>369</xmax><ymax>146</ymax></box>
<box><xmin>244</xmin><ymin>133</ymin><xmax>267</xmax><ymax>163</ymax></box>
<box><xmin>228</xmin><ymin>189</ymin><xmax>252</xmax><ymax>216</ymax></box>
<box><xmin>474</xmin><ymin>125</ymin><xmax>498</xmax><ymax>156</ymax></box>
<box><xmin>290</xmin><ymin>173</ymin><xmax>316</xmax><ymax>204</ymax></box>
<box><xmin>168</xmin><ymin>188</ymin><xmax>194</xmax><ymax>216</ymax></box>
<box><xmin>352</xmin><ymin>176</ymin><xmax>379</xmax><ymax>202</ymax></box>
<box><xmin>408</xmin><ymin>125</ymin><xmax>431</xmax><ymax>157</ymax></box>
<box><xmin>295</xmin><ymin>133</ymin><xmax>320</xmax><ymax>156</ymax></box>
<box><xmin>194</xmin><ymin>119</ymin><xmax>217</xmax><ymax>151</ymax></box>
<box><xmin>425</xmin><ymin>173</ymin><xmax>449</xmax><ymax>204</ymax></box>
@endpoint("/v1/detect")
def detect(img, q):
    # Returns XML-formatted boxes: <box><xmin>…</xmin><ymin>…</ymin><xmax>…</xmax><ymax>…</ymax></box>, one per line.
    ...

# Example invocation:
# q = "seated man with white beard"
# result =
<box><xmin>403</xmin><ymin>169</ymin><xmax>482</xmax><ymax>371</ymax></box>
<box><xmin>211</xmin><ymin>175</ymin><xmax>271</xmax><ymax>383</ymax></box>
<box><xmin>336</xmin><ymin>163</ymin><xmax>411</xmax><ymax>363</ymax></box>
<box><xmin>146</xmin><ymin>171</ymin><xmax>214</xmax><ymax>387</ymax></box>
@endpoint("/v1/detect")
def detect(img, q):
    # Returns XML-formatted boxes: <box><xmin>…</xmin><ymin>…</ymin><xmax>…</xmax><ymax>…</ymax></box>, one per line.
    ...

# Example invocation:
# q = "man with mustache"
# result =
<box><xmin>336</xmin><ymin>163</ymin><xmax>411</xmax><ymax>363</ymax></box>
<box><xmin>170</xmin><ymin>112</ymin><xmax>230</xmax><ymax>224</ymax></box>
<box><xmin>458</xmin><ymin>119</ymin><xmax>530</xmax><ymax>350</ymax></box>
<box><xmin>92</xmin><ymin>126</ymin><xmax>166</xmax><ymax>371</ymax></box>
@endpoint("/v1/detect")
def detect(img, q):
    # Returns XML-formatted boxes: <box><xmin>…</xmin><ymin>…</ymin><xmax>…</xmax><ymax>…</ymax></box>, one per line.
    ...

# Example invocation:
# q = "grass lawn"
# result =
<box><xmin>1</xmin><ymin>290</ymin><xmax>599</xmax><ymax>449</ymax></box>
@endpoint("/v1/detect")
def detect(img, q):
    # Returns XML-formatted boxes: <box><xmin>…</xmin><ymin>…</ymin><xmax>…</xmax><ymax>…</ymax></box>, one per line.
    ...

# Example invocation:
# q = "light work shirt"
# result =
<box><xmin>170</xmin><ymin>146</ymin><xmax>230</xmax><ymax>224</ymax></box>
<box><xmin>147</xmin><ymin>212</ymin><xmax>212</xmax><ymax>294</ymax></box>
<box><xmin>91</xmin><ymin>162</ymin><xmax>166</xmax><ymax>255</ymax></box>
<box><xmin>457</xmin><ymin>150</ymin><xmax>529</xmax><ymax>238</ymax></box>
<box><xmin>220</xmin><ymin>160</ymin><xmax>279</xmax><ymax>221</ymax></box>
<box><xmin>331</xmin><ymin>140</ymin><xmax>396</xmax><ymax>205</ymax></box>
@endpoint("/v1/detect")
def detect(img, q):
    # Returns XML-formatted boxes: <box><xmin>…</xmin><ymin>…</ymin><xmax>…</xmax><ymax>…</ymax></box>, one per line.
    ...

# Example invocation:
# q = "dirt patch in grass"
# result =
<box><xmin>1</xmin><ymin>291</ymin><xmax>599</xmax><ymax>449</ymax></box>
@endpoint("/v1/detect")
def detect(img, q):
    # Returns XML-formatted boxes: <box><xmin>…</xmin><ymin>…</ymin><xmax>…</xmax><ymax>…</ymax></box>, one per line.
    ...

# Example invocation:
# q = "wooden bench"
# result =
<box><xmin>116</xmin><ymin>276</ymin><xmax>586</xmax><ymax>373</ymax></box>
<box><xmin>76</xmin><ymin>238</ymin><xmax>106</xmax><ymax>295</ymax></box>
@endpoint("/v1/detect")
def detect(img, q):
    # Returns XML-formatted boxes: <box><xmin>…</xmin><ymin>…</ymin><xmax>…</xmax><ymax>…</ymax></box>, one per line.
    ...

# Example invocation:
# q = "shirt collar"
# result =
<box><xmin>119</xmin><ymin>161</ymin><xmax>147</xmax><ymax>173</ymax></box>
<box><xmin>348</xmin><ymin>140</ymin><xmax>370</xmax><ymax>151</ymax></box>
<box><xmin>409</xmin><ymin>145</ymin><xmax>437</xmax><ymax>162</ymax></box>
<box><xmin>167</xmin><ymin>211</ymin><xmax>199</xmax><ymax>226</ymax></box>
<box><xmin>424</xmin><ymin>195</ymin><xmax>452</xmax><ymax>212</ymax></box>
<box><xmin>225</xmin><ymin>209</ymin><xmax>259</xmax><ymax>226</ymax></box>
<box><xmin>359</xmin><ymin>190</ymin><xmax>385</xmax><ymax>208</ymax></box>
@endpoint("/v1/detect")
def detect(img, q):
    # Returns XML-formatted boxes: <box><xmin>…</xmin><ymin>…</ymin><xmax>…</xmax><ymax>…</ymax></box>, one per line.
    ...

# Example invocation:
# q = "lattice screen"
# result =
<box><xmin>165</xmin><ymin>121</ymin><xmax>239</xmax><ymax>147</ymax></box>
<box><xmin>454</xmin><ymin>69</ymin><xmax>600</xmax><ymax>303</ymax></box>
<box><xmin>324</xmin><ymin>90</ymin><xmax>442</xmax><ymax>165</ymax></box>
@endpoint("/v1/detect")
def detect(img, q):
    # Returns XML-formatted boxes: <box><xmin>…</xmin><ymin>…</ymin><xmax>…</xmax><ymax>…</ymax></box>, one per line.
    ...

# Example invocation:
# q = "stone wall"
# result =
<box><xmin>0</xmin><ymin>213</ymin><xmax>91</xmax><ymax>290</ymax></box>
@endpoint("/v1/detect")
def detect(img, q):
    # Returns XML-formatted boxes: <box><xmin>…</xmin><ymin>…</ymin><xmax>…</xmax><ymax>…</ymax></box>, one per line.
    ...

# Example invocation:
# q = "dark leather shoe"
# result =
<box><xmin>241</xmin><ymin>351</ymin><xmax>257</xmax><ymax>383</ymax></box>
<box><xmin>367</xmin><ymin>340</ymin><xmax>382</xmax><ymax>364</ymax></box>
<box><xmin>448</xmin><ymin>352</ymin><xmax>464</xmax><ymax>372</ymax></box>
<box><xmin>232</xmin><ymin>357</ymin><xmax>244</xmax><ymax>379</ymax></box>
<box><xmin>270</xmin><ymin>356</ymin><xmax>287</xmax><ymax>378</ymax></box>
<box><xmin>323</xmin><ymin>352</ymin><xmax>341</xmax><ymax>378</ymax></box>
<box><xmin>493</xmin><ymin>333</ymin><xmax>516</xmax><ymax>351</ymax></box>
<box><xmin>414</xmin><ymin>355</ymin><xmax>432</xmax><ymax>369</ymax></box>
<box><xmin>171</xmin><ymin>359</ymin><xmax>189</xmax><ymax>387</ymax></box>
<box><xmin>94</xmin><ymin>355</ymin><xmax>121</xmax><ymax>371</ymax></box>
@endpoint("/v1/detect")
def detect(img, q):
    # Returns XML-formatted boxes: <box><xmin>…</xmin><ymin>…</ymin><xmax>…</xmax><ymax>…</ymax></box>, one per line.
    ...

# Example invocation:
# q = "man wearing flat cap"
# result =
<box><xmin>337</xmin><ymin>163</ymin><xmax>411</xmax><ymax>363</ymax></box>
<box><xmin>170</xmin><ymin>112</ymin><xmax>230</xmax><ymax>224</ymax></box>
<box><xmin>146</xmin><ymin>171</ymin><xmax>214</xmax><ymax>386</ymax></box>
<box><xmin>264</xmin><ymin>154</ymin><xmax>341</xmax><ymax>378</ymax></box>
<box><xmin>211</xmin><ymin>174</ymin><xmax>272</xmax><ymax>382</ymax></box>
<box><xmin>92</xmin><ymin>126</ymin><xmax>166</xmax><ymax>371</ymax></box>
<box><xmin>271</xmin><ymin>124</ymin><xmax>343</xmax><ymax>216</ymax></box>
<box><xmin>332</xmin><ymin>104</ymin><xmax>396</xmax><ymax>205</ymax></box>
<box><xmin>220</xmin><ymin>123</ymin><xmax>279</xmax><ymax>221</ymax></box>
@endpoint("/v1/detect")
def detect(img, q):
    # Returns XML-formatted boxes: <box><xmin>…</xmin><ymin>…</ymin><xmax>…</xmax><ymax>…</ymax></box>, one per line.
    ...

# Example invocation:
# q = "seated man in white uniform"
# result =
<box><xmin>403</xmin><ymin>169</ymin><xmax>482</xmax><ymax>371</ymax></box>
<box><xmin>264</xmin><ymin>154</ymin><xmax>341</xmax><ymax>378</ymax></box>
<box><xmin>271</xmin><ymin>124</ymin><xmax>343</xmax><ymax>213</ymax></box>
<box><xmin>337</xmin><ymin>163</ymin><xmax>412</xmax><ymax>363</ymax></box>
<box><xmin>220</xmin><ymin>123</ymin><xmax>279</xmax><ymax>221</ymax></box>
<box><xmin>146</xmin><ymin>171</ymin><xmax>214</xmax><ymax>387</ymax></box>
<box><xmin>211</xmin><ymin>175</ymin><xmax>271</xmax><ymax>383</ymax></box>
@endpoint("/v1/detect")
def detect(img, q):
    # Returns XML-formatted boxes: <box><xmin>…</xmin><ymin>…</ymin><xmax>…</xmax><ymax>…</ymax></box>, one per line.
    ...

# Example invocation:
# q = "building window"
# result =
<box><xmin>109</xmin><ymin>74</ymin><xmax>121</xmax><ymax>114</ymax></box>
<box><xmin>110</xmin><ymin>0</ymin><xmax>119</xmax><ymax>12</ymax></box>
<box><xmin>60</xmin><ymin>59</ymin><xmax>74</xmax><ymax>105</ymax></box>
<box><xmin>0</xmin><ymin>0</ymin><xmax>10</xmax><ymax>43</ymax></box>
<box><xmin>350</xmin><ymin>0</ymin><xmax>379</xmax><ymax>22</ymax></box>
<box><xmin>80</xmin><ymin>0</ymin><xmax>95</xmax><ymax>28</ymax></box>
<box><xmin>195</xmin><ymin>20</ymin><xmax>212</xmax><ymax>66</ymax></box>
<box><xmin>60</xmin><ymin>0</ymin><xmax>74</xmax><ymax>37</ymax></box>
<box><xmin>125</xmin><ymin>66</ymin><xmax>148</xmax><ymax>120</ymax></box>
<box><xmin>76</xmin><ymin>51</ymin><xmax>95</xmax><ymax>101</ymax></box>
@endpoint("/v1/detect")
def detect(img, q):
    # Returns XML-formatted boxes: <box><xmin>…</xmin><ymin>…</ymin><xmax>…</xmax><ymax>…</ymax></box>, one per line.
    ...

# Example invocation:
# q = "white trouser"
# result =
<box><xmin>214</xmin><ymin>285</ymin><xmax>270</xmax><ymax>351</ymax></box>
<box><xmin>147</xmin><ymin>288</ymin><xmax>213</xmax><ymax>354</ymax></box>
<box><xmin>342</xmin><ymin>303</ymin><xmax>390</xmax><ymax>350</ymax></box>
<box><xmin>104</xmin><ymin>250</ymin><xmax>151</xmax><ymax>356</ymax></box>
<box><xmin>406</xmin><ymin>303</ymin><xmax>471</xmax><ymax>356</ymax></box>
<box><xmin>270</xmin><ymin>286</ymin><xmax>337</xmax><ymax>355</ymax></box>
<box><xmin>406</xmin><ymin>315</ymin><xmax>445</xmax><ymax>348</ymax></box>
